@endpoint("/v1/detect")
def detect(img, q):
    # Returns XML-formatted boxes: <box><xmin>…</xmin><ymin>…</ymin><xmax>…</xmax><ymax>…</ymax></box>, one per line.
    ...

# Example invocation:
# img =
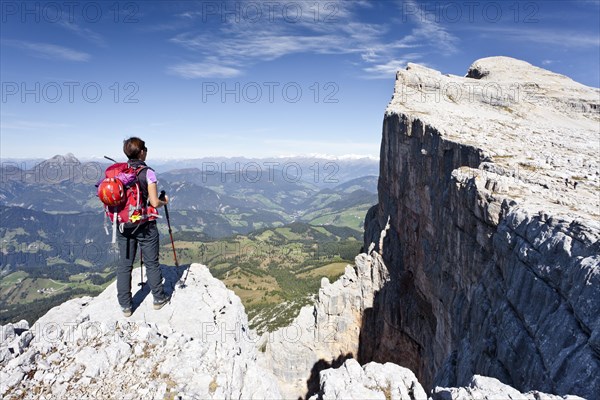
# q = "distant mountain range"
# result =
<box><xmin>1</xmin><ymin>154</ymin><xmax>378</xmax><ymax>219</ymax></box>
<box><xmin>1</xmin><ymin>154</ymin><xmax>378</xmax><ymax>324</ymax></box>
<box><xmin>83</xmin><ymin>155</ymin><xmax>380</xmax><ymax>188</ymax></box>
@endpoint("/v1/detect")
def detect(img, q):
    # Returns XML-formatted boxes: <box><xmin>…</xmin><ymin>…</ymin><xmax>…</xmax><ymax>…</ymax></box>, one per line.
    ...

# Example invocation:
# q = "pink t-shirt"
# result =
<box><xmin>146</xmin><ymin>169</ymin><xmax>157</xmax><ymax>185</ymax></box>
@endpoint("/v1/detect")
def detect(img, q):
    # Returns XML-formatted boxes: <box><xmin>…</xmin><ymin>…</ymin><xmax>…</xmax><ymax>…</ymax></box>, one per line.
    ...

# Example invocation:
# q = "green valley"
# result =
<box><xmin>164</xmin><ymin>223</ymin><xmax>363</xmax><ymax>333</ymax></box>
<box><xmin>1</xmin><ymin>155</ymin><xmax>378</xmax><ymax>329</ymax></box>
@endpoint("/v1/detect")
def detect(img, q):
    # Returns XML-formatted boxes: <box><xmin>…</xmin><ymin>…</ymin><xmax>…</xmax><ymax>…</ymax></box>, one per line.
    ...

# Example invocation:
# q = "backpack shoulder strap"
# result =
<box><xmin>134</xmin><ymin>165</ymin><xmax>152</xmax><ymax>204</ymax></box>
<box><xmin>135</xmin><ymin>165</ymin><xmax>149</xmax><ymax>176</ymax></box>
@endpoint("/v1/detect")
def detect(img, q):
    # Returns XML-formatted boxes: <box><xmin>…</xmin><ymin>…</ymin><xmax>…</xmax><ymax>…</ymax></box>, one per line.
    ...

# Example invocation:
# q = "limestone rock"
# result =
<box><xmin>309</xmin><ymin>359</ymin><xmax>427</xmax><ymax>400</ymax></box>
<box><xmin>310</xmin><ymin>361</ymin><xmax>581</xmax><ymax>400</ymax></box>
<box><xmin>260</xmin><ymin>252</ymin><xmax>390</xmax><ymax>399</ymax></box>
<box><xmin>432</xmin><ymin>375</ymin><xmax>587</xmax><ymax>400</ymax></box>
<box><xmin>0</xmin><ymin>319</ymin><xmax>33</xmax><ymax>369</ymax></box>
<box><xmin>363</xmin><ymin>56</ymin><xmax>599</xmax><ymax>398</ymax></box>
<box><xmin>0</xmin><ymin>264</ymin><xmax>280</xmax><ymax>399</ymax></box>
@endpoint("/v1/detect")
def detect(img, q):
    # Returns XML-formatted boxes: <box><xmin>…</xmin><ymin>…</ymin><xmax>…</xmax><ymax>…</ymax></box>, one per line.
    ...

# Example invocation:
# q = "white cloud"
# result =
<box><xmin>575</xmin><ymin>0</ymin><xmax>600</xmax><ymax>7</ymax></box>
<box><xmin>276</xmin><ymin>152</ymin><xmax>379</xmax><ymax>160</ymax></box>
<box><xmin>167</xmin><ymin>62</ymin><xmax>241</xmax><ymax>79</ymax></box>
<box><xmin>264</xmin><ymin>138</ymin><xmax>379</xmax><ymax>151</ymax></box>
<box><xmin>365</xmin><ymin>51</ymin><xmax>424</xmax><ymax>75</ymax></box>
<box><xmin>398</xmin><ymin>0</ymin><xmax>459</xmax><ymax>55</ymax></box>
<box><xmin>177</xmin><ymin>11</ymin><xmax>197</xmax><ymax>19</ymax></box>
<box><xmin>166</xmin><ymin>1</ymin><xmax>458</xmax><ymax>79</ymax></box>
<box><xmin>363</xmin><ymin>60</ymin><xmax>409</xmax><ymax>77</ymax></box>
<box><xmin>1</xmin><ymin>120</ymin><xmax>73</xmax><ymax>130</ymax></box>
<box><xmin>363</xmin><ymin>55</ymin><xmax>424</xmax><ymax>79</ymax></box>
<box><xmin>170</xmin><ymin>31</ymin><xmax>359</xmax><ymax>61</ymax></box>
<box><xmin>474</xmin><ymin>27</ymin><xmax>600</xmax><ymax>49</ymax></box>
<box><xmin>3</xmin><ymin>39</ymin><xmax>90</xmax><ymax>62</ymax></box>
<box><xmin>59</xmin><ymin>21</ymin><xmax>106</xmax><ymax>47</ymax></box>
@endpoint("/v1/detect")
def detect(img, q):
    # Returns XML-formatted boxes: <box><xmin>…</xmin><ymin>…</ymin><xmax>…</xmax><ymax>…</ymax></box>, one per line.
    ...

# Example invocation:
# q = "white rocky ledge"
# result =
<box><xmin>0</xmin><ymin>264</ymin><xmax>280</xmax><ymax>399</ymax></box>
<box><xmin>388</xmin><ymin>56</ymin><xmax>599</xmax><ymax>220</ymax></box>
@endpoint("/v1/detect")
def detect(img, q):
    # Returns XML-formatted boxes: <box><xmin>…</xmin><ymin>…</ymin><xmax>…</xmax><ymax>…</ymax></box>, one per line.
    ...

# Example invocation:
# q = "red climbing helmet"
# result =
<box><xmin>97</xmin><ymin>177</ymin><xmax>125</xmax><ymax>207</ymax></box>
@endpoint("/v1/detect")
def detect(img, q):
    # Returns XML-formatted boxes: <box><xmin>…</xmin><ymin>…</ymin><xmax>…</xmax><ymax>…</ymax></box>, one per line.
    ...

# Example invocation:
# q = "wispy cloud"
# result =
<box><xmin>264</xmin><ymin>138</ymin><xmax>379</xmax><ymax>150</ymax></box>
<box><xmin>59</xmin><ymin>21</ymin><xmax>106</xmax><ymax>47</ymax></box>
<box><xmin>575</xmin><ymin>0</ymin><xmax>600</xmax><ymax>7</ymax></box>
<box><xmin>166</xmin><ymin>0</ymin><xmax>456</xmax><ymax>79</ymax></box>
<box><xmin>398</xmin><ymin>0</ymin><xmax>459</xmax><ymax>55</ymax></box>
<box><xmin>3</xmin><ymin>39</ymin><xmax>90</xmax><ymax>62</ymax></box>
<box><xmin>167</xmin><ymin>62</ymin><xmax>241</xmax><ymax>79</ymax></box>
<box><xmin>170</xmin><ymin>31</ymin><xmax>360</xmax><ymax>61</ymax></box>
<box><xmin>363</xmin><ymin>56</ymin><xmax>424</xmax><ymax>79</ymax></box>
<box><xmin>1</xmin><ymin>120</ymin><xmax>73</xmax><ymax>130</ymax></box>
<box><xmin>473</xmin><ymin>26</ymin><xmax>600</xmax><ymax>49</ymax></box>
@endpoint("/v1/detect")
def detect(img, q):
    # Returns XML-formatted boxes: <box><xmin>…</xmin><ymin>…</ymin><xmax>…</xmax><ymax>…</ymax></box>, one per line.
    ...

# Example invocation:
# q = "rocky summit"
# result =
<box><xmin>1</xmin><ymin>264</ymin><xmax>280</xmax><ymax>399</ymax></box>
<box><xmin>1</xmin><ymin>57</ymin><xmax>598</xmax><ymax>399</ymax></box>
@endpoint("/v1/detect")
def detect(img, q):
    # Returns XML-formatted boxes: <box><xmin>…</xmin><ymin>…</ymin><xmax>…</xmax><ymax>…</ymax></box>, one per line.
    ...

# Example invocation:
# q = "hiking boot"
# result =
<box><xmin>122</xmin><ymin>307</ymin><xmax>133</xmax><ymax>317</ymax></box>
<box><xmin>153</xmin><ymin>295</ymin><xmax>170</xmax><ymax>310</ymax></box>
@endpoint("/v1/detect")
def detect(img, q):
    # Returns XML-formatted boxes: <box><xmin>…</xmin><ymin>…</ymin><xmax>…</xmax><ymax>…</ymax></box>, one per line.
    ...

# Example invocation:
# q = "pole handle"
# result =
<box><xmin>160</xmin><ymin>191</ymin><xmax>170</xmax><ymax>222</ymax></box>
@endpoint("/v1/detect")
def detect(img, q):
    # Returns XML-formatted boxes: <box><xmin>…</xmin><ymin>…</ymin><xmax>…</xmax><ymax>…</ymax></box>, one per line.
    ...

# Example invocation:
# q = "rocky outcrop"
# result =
<box><xmin>260</xmin><ymin>251</ymin><xmax>390</xmax><ymax>398</ymax></box>
<box><xmin>308</xmin><ymin>359</ymin><xmax>427</xmax><ymax>400</ymax></box>
<box><xmin>307</xmin><ymin>361</ymin><xmax>583</xmax><ymax>400</ymax></box>
<box><xmin>0</xmin><ymin>264</ymin><xmax>280</xmax><ymax>399</ymax></box>
<box><xmin>362</xmin><ymin>57</ymin><xmax>600</xmax><ymax>398</ymax></box>
<box><xmin>432</xmin><ymin>375</ymin><xmax>586</xmax><ymax>400</ymax></box>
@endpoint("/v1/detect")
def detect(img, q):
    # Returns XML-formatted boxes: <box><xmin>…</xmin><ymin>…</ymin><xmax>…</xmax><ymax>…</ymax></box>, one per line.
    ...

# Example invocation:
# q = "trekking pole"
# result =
<box><xmin>160</xmin><ymin>191</ymin><xmax>179</xmax><ymax>267</ymax></box>
<box><xmin>138</xmin><ymin>252</ymin><xmax>145</xmax><ymax>287</ymax></box>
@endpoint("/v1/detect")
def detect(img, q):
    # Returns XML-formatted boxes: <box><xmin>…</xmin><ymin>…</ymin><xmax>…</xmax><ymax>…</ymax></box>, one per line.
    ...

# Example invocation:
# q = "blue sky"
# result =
<box><xmin>1</xmin><ymin>0</ymin><xmax>599</xmax><ymax>160</ymax></box>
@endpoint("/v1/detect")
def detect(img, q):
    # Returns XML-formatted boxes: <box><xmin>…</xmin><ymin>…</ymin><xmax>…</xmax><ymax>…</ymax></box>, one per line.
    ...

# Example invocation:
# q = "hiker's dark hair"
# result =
<box><xmin>123</xmin><ymin>137</ymin><xmax>146</xmax><ymax>160</ymax></box>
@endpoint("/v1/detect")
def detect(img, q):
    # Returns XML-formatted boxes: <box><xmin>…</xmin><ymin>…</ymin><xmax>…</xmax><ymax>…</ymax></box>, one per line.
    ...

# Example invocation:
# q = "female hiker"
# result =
<box><xmin>116</xmin><ymin>137</ymin><xmax>170</xmax><ymax>317</ymax></box>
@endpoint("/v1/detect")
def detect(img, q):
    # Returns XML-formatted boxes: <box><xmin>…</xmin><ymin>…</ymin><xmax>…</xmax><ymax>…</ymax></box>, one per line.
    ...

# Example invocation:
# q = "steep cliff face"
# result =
<box><xmin>362</xmin><ymin>57</ymin><xmax>600</xmax><ymax>398</ymax></box>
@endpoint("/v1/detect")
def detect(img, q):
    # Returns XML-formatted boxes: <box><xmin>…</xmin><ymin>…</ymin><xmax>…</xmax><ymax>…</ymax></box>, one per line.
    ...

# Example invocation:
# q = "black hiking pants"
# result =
<box><xmin>115</xmin><ymin>221</ymin><xmax>166</xmax><ymax>309</ymax></box>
